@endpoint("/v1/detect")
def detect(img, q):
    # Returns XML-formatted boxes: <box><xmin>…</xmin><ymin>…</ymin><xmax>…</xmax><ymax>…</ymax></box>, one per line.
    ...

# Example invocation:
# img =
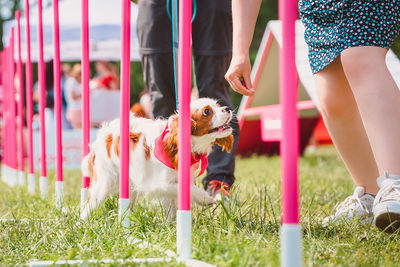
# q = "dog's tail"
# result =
<box><xmin>81</xmin><ymin>152</ymin><xmax>93</xmax><ymax>178</ymax></box>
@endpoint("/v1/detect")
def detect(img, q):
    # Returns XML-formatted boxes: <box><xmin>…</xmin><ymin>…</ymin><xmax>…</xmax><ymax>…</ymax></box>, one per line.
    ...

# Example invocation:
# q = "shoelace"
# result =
<box><xmin>376</xmin><ymin>172</ymin><xmax>400</xmax><ymax>203</ymax></box>
<box><xmin>334</xmin><ymin>193</ymin><xmax>371</xmax><ymax>216</ymax></box>
<box><xmin>209</xmin><ymin>180</ymin><xmax>230</xmax><ymax>196</ymax></box>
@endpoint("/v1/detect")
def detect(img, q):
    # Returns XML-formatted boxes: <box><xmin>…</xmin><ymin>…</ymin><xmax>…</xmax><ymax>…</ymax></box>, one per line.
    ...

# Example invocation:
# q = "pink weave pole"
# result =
<box><xmin>25</xmin><ymin>0</ymin><xmax>35</xmax><ymax>193</ymax></box>
<box><xmin>0</xmin><ymin>51</ymin><xmax>4</xmax><ymax>165</ymax></box>
<box><xmin>1</xmin><ymin>49</ymin><xmax>8</xmax><ymax>182</ymax></box>
<box><xmin>279</xmin><ymin>0</ymin><xmax>302</xmax><ymax>266</ymax></box>
<box><xmin>37</xmin><ymin>0</ymin><xmax>48</xmax><ymax>198</ymax></box>
<box><xmin>80</xmin><ymin>0</ymin><xmax>91</xmax><ymax>206</ymax></box>
<box><xmin>176</xmin><ymin>0</ymin><xmax>192</xmax><ymax>259</ymax></box>
<box><xmin>119</xmin><ymin>0</ymin><xmax>131</xmax><ymax>228</ymax></box>
<box><xmin>3</xmin><ymin>47</ymin><xmax>11</xmax><ymax>183</ymax></box>
<box><xmin>4</xmin><ymin>48</ymin><xmax>10</xmax><ymax>173</ymax></box>
<box><xmin>52</xmin><ymin>0</ymin><xmax>64</xmax><ymax>207</ymax></box>
<box><xmin>16</xmin><ymin>10</ymin><xmax>26</xmax><ymax>186</ymax></box>
<box><xmin>8</xmin><ymin>28</ymin><xmax>18</xmax><ymax>186</ymax></box>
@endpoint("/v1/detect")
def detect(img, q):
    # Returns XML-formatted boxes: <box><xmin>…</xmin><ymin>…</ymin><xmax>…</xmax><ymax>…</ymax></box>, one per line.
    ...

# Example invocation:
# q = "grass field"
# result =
<box><xmin>1</xmin><ymin>146</ymin><xmax>400</xmax><ymax>266</ymax></box>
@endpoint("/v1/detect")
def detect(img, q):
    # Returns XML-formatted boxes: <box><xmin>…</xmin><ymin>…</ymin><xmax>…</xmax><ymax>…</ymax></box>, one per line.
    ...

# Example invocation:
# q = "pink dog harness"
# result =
<box><xmin>154</xmin><ymin>124</ymin><xmax>208</xmax><ymax>177</ymax></box>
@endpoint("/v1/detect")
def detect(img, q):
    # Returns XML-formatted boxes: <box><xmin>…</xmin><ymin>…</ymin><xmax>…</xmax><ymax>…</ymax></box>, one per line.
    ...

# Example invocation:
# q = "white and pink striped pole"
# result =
<box><xmin>279</xmin><ymin>0</ymin><xmax>302</xmax><ymax>266</ymax></box>
<box><xmin>8</xmin><ymin>28</ymin><xmax>18</xmax><ymax>187</ymax></box>
<box><xmin>4</xmin><ymin>47</ymin><xmax>11</xmax><ymax>185</ymax></box>
<box><xmin>16</xmin><ymin>10</ymin><xmax>26</xmax><ymax>186</ymax></box>
<box><xmin>25</xmin><ymin>0</ymin><xmax>35</xmax><ymax>194</ymax></box>
<box><xmin>1</xmin><ymin>49</ymin><xmax>8</xmax><ymax>183</ymax></box>
<box><xmin>119</xmin><ymin>0</ymin><xmax>131</xmax><ymax>228</ymax></box>
<box><xmin>176</xmin><ymin>0</ymin><xmax>192</xmax><ymax>259</ymax></box>
<box><xmin>37</xmin><ymin>0</ymin><xmax>48</xmax><ymax>199</ymax></box>
<box><xmin>52</xmin><ymin>0</ymin><xmax>64</xmax><ymax>208</ymax></box>
<box><xmin>80</xmin><ymin>0</ymin><xmax>91</xmax><ymax>209</ymax></box>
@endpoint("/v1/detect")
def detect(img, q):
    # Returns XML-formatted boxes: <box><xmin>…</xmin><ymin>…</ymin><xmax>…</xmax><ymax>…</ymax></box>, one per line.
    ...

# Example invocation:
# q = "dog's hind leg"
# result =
<box><xmin>81</xmin><ymin>169</ymin><xmax>118</xmax><ymax>220</ymax></box>
<box><xmin>159</xmin><ymin>197</ymin><xmax>177</xmax><ymax>221</ymax></box>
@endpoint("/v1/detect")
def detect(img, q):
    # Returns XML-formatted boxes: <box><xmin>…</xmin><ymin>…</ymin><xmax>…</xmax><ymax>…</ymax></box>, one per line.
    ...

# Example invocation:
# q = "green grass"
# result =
<box><xmin>1</xmin><ymin>146</ymin><xmax>400</xmax><ymax>266</ymax></box>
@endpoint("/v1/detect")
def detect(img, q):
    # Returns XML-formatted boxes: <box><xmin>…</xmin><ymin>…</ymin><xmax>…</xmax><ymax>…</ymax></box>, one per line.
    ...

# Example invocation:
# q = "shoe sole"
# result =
<box><xmin>373</xmin><ymin>202</ymin><xmax>400</xmax><ymax>233</ymax></box>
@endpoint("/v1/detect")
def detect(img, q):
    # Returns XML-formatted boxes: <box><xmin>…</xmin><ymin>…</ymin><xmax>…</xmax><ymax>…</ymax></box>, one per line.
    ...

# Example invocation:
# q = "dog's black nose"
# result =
<box><xmin>223</xmin><ymin>107</ymin><xmax>230</xmax><ymax>113</ymax></box>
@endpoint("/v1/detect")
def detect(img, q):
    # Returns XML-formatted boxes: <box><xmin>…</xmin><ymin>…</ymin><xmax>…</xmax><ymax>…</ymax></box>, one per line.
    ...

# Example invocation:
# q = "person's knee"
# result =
<box><xmin>318</xmin><ymin>92</ymin><xmax>351</xmax><ymax>119</ymax></box>
<box><xmin>341</xmin><ymin>46</ymin><xmax>387</xmax><ymax>82</ymax></box>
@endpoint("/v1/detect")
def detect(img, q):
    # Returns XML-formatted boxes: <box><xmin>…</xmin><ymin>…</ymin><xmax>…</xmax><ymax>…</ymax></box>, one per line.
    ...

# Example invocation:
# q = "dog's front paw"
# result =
<box><xmin>201</xmin><ymin>194</ymin><xmax>216</xmax><ymax>206</ymax></box>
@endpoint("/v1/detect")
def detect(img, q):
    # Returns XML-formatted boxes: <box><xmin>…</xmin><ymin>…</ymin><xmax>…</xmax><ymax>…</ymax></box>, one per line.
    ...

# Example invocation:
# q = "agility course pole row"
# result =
<box><xmin>0</xmin><ymin>0</ymin><xmax>302</xmax><ymax>265</ymax></box>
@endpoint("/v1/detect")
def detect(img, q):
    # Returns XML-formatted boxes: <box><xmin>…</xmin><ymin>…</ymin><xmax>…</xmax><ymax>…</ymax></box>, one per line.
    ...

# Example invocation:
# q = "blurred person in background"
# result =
<box><xmin>65</xmin><ymin>64</ymin><xmax>82</xmax><ymax>129</ymax></box>
<box><xmin>33</xmin><ymin>60</ymin><xmax>71</xmax><ymax>131</ymax></box>
<box><xmin>90</xmin><ymin>61</ymin><xmax>119</xmax><ymax>90</ymax></box>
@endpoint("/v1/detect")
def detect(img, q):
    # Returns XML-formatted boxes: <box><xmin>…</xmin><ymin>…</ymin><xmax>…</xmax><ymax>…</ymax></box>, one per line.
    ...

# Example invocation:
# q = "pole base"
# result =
<box><xmin>19</xmin><ymin>170</ymin><xmax>26</xmax><ymax>186</ymax></box>
<box><xmin>118</xmin><ymin>198</ymin><xmax>130</xmax><ymax>228</ymax></box>
<box><xmin>40</xmin><ymin>176</ymin><xmax>48</xmax><ymax>199</ymax></box>
<box><xmin>28</xmin><ymin>173</ymin><xmax>36</xmax><ymax>194</ymax></box>
<box><xmin>1</xmin><ymin>165</ymin><xmax>5</xmax><ymax>182</ymax></box>
<box><xmin>8</xmin><ymin>168</ymin><xmax>19</xmax><ymax>187</ymax></box>
<box><xmin>1</xmin><ymin>165</ymin><xmax>8</xmax><ymax>184</ymax></box>
<box><xmin>55</xmin><ymin>181</ymin><xmax>64</xmax><ymax>208</ymax></box>
<box><xmin>177</xmin><ymin>210</ymin><xmax>192</xmax><ymax>259</ymax></box>
<box><xmin>280</xmin><ymin>224</ymin><xmax>302</xmax><ymax>267</ymax></box>
<box><xmin>81</xmin><ymin>187</ymin><xmax>89</xmax><ymax>207</ymax></box>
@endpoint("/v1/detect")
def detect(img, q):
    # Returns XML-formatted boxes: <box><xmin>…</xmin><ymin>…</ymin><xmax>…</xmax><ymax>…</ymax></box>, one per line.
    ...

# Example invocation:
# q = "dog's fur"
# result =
<box><xmin>81</xmin><ymin>98</ymin><xmax>234</xmax><ymax>220</ymax></box>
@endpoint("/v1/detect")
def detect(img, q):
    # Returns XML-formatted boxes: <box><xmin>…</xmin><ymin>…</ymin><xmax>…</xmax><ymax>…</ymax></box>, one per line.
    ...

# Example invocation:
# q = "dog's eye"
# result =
<box><xmin>203</xmin><ymin>108</ymin><xmax>211</xmax><ymax>117</ymax></box>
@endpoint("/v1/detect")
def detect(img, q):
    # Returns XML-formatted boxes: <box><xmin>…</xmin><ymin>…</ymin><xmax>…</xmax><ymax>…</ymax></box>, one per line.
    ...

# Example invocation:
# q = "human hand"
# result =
<box><xmin>225</xmin><ymin>54</ymin><xmax>254</xmax><ymax>96</ymax></box>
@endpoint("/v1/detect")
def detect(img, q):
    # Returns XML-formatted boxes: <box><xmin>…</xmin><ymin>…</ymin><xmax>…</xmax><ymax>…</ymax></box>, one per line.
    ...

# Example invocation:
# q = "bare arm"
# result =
<box><xmin>225</xmin><ymin>0</ymin><xmax>261</xmax><ymax>96</ymax></box>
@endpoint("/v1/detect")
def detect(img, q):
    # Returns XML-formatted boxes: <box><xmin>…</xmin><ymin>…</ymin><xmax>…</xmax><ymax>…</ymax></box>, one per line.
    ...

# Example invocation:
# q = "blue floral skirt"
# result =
<box><xmin>299</xmin><ymin>0</ymin><xmax>400</xmax><ymax>74</ymax></box>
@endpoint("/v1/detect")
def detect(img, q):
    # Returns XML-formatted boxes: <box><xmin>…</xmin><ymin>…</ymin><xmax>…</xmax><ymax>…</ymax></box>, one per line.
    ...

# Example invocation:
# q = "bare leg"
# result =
<box><xmin>314</xmin><ymin>57</ymin><xmax>379</xmax><ymax>193</ymax></box>
<box><xmin>341</xmin><ymin>46</ymin><xmax>400</xmax><ymax>176</ymax></box>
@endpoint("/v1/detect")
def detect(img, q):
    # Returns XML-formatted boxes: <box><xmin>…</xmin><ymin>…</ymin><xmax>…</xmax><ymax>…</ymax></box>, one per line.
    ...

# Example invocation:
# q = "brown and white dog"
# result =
<box><xmin>80</xmin><ymin>98</ymin><xmax>234</xmax><ymax>220</ymax></box>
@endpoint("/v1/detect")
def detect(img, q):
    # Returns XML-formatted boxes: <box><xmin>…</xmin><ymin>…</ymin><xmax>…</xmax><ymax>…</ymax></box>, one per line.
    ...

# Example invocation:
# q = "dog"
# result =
<box><xmin>80</xmin><ymin>98</ymin><xmax>234</xmax><ymax>220</ymax></box>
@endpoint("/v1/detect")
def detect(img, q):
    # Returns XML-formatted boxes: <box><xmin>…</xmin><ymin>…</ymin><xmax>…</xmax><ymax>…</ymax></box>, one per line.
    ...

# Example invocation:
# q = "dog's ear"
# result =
<box><xmin>164</xmin><ymin>115</ymin><xmax>179</xmax><ymax>168</ymax></box>
<box><xmin>190</xmin><ymin>118</ymin><xmax>197</xmax><ymax>134</ymax></box>
<box><xmin>214</xmin><ymin>134</ymin><xmax>234</xmax><ymax>153</ymax></box>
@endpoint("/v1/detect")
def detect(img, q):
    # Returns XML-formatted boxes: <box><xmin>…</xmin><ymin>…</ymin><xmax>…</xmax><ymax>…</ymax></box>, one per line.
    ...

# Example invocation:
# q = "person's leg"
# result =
<box><xmin>195</xmin><ymin>54</ymin><xmax>239</xmax><ymax>189</ymax></box>
<box><xmin>141</xmin><ymin>53</ymin><xmax>176</xmax><ymax>118</ymax></box>
<box><xmin>136</xmin><ymin>0</ymin><xmax>176</xmax><ymax>119</ymax></box>
<box><xmin>314</xmin><ymin>57</ymin><xmax>379</xmax><ymax>193</ymax></box>
<box><xmin>341</xmin><ymin>46</ymin><xmax>400</xmax><ymax>232</ymax></box>
<box><xmin>341</xmin><ymin>46</ymin><xmax>400</xmax><ymax>175</ymax></box>
<box><xmin>191</xmin><ymin>0</ymin><xmax>237</xmax><ymax>193</ymax></box>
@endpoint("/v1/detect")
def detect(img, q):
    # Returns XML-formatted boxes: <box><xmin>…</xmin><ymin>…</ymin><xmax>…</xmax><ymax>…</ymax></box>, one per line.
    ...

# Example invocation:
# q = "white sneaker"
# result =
<box><xmin>373</xmin><ymin>172</ymin><xmax>400</xmax><ymax>233</ymax></box>
<box><xmin>322</xmin><ymin>186</ymin><xmax>374</xmax><ymax>226</ymax></box>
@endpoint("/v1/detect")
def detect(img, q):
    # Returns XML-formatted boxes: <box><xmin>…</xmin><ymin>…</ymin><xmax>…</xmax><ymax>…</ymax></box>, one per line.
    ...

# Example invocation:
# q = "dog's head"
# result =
<box><xmin>166</xmin><ymin>98</ymin><xmax>234</xmax><ymax>157</ymax></box>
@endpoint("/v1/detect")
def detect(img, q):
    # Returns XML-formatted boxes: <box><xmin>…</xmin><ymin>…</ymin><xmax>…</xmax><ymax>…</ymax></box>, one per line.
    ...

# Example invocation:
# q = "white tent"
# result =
<box><xmin>3</xmin><ymin>0</ymin><xmax>140</xmax><ymax>61</ymax></box>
